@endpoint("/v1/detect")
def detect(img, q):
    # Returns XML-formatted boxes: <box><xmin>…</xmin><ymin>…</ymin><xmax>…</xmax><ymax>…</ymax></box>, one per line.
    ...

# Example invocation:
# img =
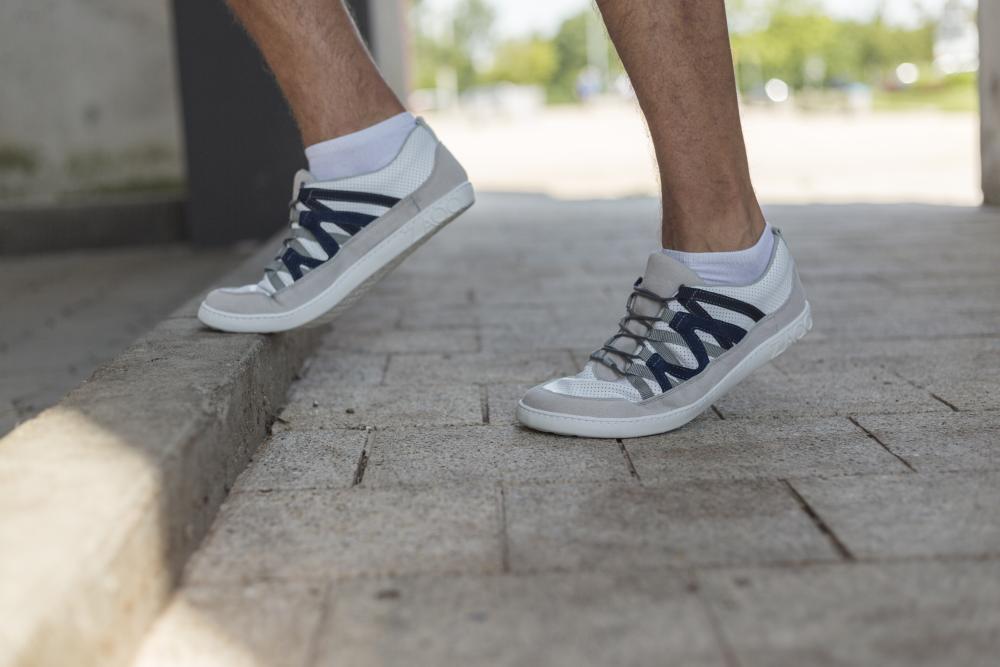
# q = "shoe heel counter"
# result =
<box><xmin>412</xmin><ymin>139</ymin><xmax>472</xmax><ymax>210</ymax></box>
<box><xmin>773</xmin><ymin>231</ymin><xmax>809</xmax><ymax>315</ymax></box>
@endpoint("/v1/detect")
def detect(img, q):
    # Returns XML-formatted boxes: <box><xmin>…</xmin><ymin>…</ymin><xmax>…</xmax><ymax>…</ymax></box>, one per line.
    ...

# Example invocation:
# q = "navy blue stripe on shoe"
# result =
<box><xmin>645</xmin><ymin>353</ymin><xmax>674</xmax><ymax>392</ymax></box>
<box><xmin>677</xmin><ymin>286</ymin><xmax>765</xmax><ymax>322</ymax></box>
<box><xmin>323</xmin><ymin>210</ymin><xmax>378</xmax><ymax>236</ymax></box>
<box><xmin>281</xmin><ymin>248</ymin><xmax>324</xmax><ymax>280</ymax></box>
<box><xmin>297</xmin><ymin>211</ymin><xmax>341</xmax><ymax>257</ymax></box>
<box><xmin>300</xmin><ymin>188</ymin><xmax>400</xmax><ymax>210</ymax></box>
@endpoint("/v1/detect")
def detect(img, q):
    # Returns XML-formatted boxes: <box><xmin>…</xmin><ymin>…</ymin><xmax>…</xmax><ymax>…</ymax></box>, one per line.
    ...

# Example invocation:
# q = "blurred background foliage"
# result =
<box><xmin>410</xmin><ymin>0</ymin><xmax>977</xmax><ymax>111</ymax></box>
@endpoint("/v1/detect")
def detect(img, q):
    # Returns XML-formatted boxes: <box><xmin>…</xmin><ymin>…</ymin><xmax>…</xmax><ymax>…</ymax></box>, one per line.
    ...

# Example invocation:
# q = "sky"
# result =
<box><xmin>421</xmin><ymin>0</ymin><xmax>977</xmax><ymax>38</ymax></box>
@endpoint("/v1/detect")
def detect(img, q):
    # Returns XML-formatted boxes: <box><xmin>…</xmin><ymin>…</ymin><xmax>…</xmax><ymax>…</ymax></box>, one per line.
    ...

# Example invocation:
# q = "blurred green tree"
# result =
<box><xmin>411</xmin><ymin>0</ymin><xmax>495</xmax><ymax>92</ymax></box>
<box><xmin>730</xmin><ymin>0</ymin><xmax>934</xmax><ymax>90</ymax></box>
<box><xmin>485</xmin><ymin>37</ymin><xmax>558</xmax><ymax>86</ymax></box>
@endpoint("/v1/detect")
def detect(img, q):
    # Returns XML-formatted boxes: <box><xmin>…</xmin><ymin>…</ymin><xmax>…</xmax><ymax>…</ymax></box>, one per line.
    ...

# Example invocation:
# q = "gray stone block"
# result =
<box><xmin>293</xmin><ymin>351</ymin><xmax>388</xmax><ymax>390</ymax></box>
<box><xmin>791</xmin><ymin>471</ymin><xmax>1000</xmax><ymax>558</ymax></box>
<box><xmin>485</xmin><ymin>383</ymin><xmax>533</xmax><ymax>426</ymax></box>
<box><xmin>716</xmin><ymin>366</ymin><xmax>947</xmax><ymax>419</ymax></box>
<box><xmin>185</xmin><ymin>485</ymin><xmax>503</xmax><ymax>583</ymax></box>
<box><xmin>914</xmin><ymin>379</ymin><xmax>999</xmax><ymax>412</ymax></box>
<box><xmin>364</xmin><ymin>425</ymin><xmax>632</xmax><ymax>487</ymax></box>
<box><xmin>505</xmin><ymin>481</ymin><xmax>839</xmax><ymax>572</ymax></box>
<box><xmin>397</xmin><ymin>304</ymin><xmax>480</xmax><ymax>330</ymax></box>
<box><xmin>480</xmin><ymin>322</ymin><xmax>611</xmax><ymax>353</ymax></box>
<box><xmin>853</xmin><ymin>412</ymin><xmax>1000</xmax><ymax>472</ymax></box>
<box><xmin>280</xmin><ymin>384</ymin><xmax>483</xmax><ymax>429</ymax></box>
<box><xmin>625</xmin><ymin>416</ymin><xmax>908</xmax><ymax>482</ymax></box>
<box><xmin>233</xmin><ymin>429</ymin><xmax>366</xmax><ymax>493</ymax></box>
<box><xmin>312</xmin><ymin>571</ymin><xmax>727</xmax><ymax>667</ymax></box>
<box><xmin>383</xmin><ymin>350</ymin><xmax>577</xmax><ymax>385</ymax></box>
<box><xmin>774</xmin><ymin>336</ymin><xmax>1000</xmax><ymax>376</ymax></box>
<box><xmin>699</xmin><ymin>560</ymin><xmax>1000</xmax><ymax>667</ymax></box>
<box><xmin>132</xmin><ymin>581</ymin><xmax>326</xmax><ymax>667</ymax></box>
<box><xmin>317</xmin><ymin>327</ymin><xmax>479</xmax><ymax>354</ymax></box>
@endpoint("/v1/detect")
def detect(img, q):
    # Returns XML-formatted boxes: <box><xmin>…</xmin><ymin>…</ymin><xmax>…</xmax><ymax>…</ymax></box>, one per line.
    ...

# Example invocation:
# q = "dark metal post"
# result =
<box><xmin>171</xmin><ymin>0</ymin><xmax>372</xmax><ymax>244</ymax></box>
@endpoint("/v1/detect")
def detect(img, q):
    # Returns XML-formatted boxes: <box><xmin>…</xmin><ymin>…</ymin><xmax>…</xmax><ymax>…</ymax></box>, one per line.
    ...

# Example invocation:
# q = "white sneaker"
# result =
<box><xmin>517</xmin><ymin>228</ymin><xmax>812</xmax><ymax>438</ymax></box>
<box><xmin>198</xmin><ymin>119</ymin><xmax>474</xmax><ymax>333</ymax></box>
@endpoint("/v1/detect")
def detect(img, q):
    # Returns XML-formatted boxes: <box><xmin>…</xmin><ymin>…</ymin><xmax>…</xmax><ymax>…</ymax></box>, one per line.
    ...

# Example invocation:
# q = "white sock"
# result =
<box><xmin>305</xmin><ymin>112</ymin><xmax>416</xmax><ymax>181</ymax></box>
<box><xmin>662</xmin><ymin>224</ymin><xmax>774</xmax><ymax>285</ymax></box>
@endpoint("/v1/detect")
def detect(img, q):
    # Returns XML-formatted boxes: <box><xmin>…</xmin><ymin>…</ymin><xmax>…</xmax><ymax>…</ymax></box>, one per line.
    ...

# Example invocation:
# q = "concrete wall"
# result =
<box><xmin>981</xmin><ymin>0</ymin><xmax>1000</xmax><ymax>206</ymax></box>
<box><xmin>0</xmin><ymin>0</ymin><xmax>185</xmax><ymax>203</ymax></box>
<box><xmin>0</xmin><ymin>0</ymin><xmax>410</xmax><ymax>209</ymax></box>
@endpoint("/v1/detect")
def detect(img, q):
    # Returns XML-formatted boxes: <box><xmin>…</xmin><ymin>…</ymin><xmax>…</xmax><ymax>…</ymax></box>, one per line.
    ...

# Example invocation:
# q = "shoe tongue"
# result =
<box><xmin>591</xmin><ymin>252</ymin><xmax>701</xmax><ymax>380</ymax></box>
<box><xmin>292</xmin><ymin>169</ymin><xmax>314</xmax><ymax>199</ymax></box>
<box><xmin>638</xmin><ymin>251</ymin><xmax>702</xmax><ymax>307</ymax></box>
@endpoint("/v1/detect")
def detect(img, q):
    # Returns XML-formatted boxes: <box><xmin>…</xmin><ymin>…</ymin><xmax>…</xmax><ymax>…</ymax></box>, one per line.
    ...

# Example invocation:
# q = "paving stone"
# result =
<box><xmin>479</xmin><ymin>310</ymin><xmax>612</xmax><ymax>352</ymax></box>
<box><xmin>280</xmin><ymin>384</ymin><xmax>483</xmax><ymax>429</ymax></box>
<box><xmin>791</xmin><ymin>471</ymin><xmax>1000</xmax><ymax>559</ymax></box>
<box><xmin>364</xmin><ymin>425</ymin><xmax>631</xmax><ymax>487</ymax></box>
<box><xmin>918</xmin><ymin>379</ymin><xmax>999</xmax><ymax>412</ymax></box>
<box><xmin>186</xmin><ymin>485</ymin><xmax>502</xmax><ymax>583</ymax></box>
<box><xmin>311</xmin><ymin>571</ymin><xmax>726</xmax><ymax>667</ymax></box>
<box><xmin>876</xmin><ymin>340</ymin><xmax>1000</xmax><ymax>412</ymax></box>
<box><xmin>397</xmin><ymin>304</ymin><xmax>480</xmax><ymax>330</ymax></box>
<box><xmin>699</xmin><ymin>560</ymin><xmax>1000</xmax><ymax>667</ymax></box>
<box><xmin>852</xmin><ymin>412</ymin><xmax>1000</xmax><ymax>472</ymax></box>
<box><xmin>809</xmin><ymin>298</ymin><xmax>1000</xmax><ymax>340</ymax></box>
<box><xmin>383</xmin><ymin>350</ymin><xmax>577</xmax><ymax>385</ymax></box>
<box><xmin>505</xmin><ymin>481</ymin><xmax>839</xmax><ymax>572</ymax></box>
<box><xmin>233</xmin><ymin>429</ymin><xmax>365</xmax><ymax>493</ymax></box>
<box><xmin>291</xmin><ymin>351</ymin><xmax>388</xmax><ymax>391</ymax></box>
<box><xmin>322</xmin><ymin>300</ymin><xmax>402</xmax><ymax>334</ymax></box>
<box><xmin>484</xmin><ymin>383</ymin><xmax>533</xmax><ymax>426</ymax></box>
<box><xmin>716</xmin><ymin>366</ymin><xmax>947</xmax><ymax>419</ymax></box>
<box><xmin>774</xmin><ymin>336</ymin><xmax>1000</xmax><ymax>375</ymax></box>
<box><xmin>360</xmin><ymin>280</ymin><xmax>474</xmax><ymax>308</ymax></box>
<box><xmin>133</xmin><ymin>581</ymin><xmax>326</xmax><ymax>667</ymax></box>
<box><xmin>625</xmin><ymin>417</ymin><xmax>907</xmax><ymax>482</ymax></box>
<box><xmin>319</xmin><ymin>328</ymin><xmax>479</xmax><ymax>354</ymax></box>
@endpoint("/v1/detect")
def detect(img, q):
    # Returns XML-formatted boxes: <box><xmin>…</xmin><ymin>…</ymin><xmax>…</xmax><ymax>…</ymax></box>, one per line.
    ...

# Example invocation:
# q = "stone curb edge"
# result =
<box><xmin>0</xmin><ymin>234</ymin><xmax>324</xmax><ymax>667</ymax></box>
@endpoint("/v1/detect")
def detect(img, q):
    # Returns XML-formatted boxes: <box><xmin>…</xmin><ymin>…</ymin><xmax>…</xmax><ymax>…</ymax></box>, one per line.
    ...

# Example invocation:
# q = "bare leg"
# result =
<box><xmin>225</xmin><ymin>0</ymin><xmax>404</xmax><ymax>146</ymax></box>
<box><xmin>596</xmin><ymin>0</ymin><xmax>765</xmax><ymax>252</ymax></box>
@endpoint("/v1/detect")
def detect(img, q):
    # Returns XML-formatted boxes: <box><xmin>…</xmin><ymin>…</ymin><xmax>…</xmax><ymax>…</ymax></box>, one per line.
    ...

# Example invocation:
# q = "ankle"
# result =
<box><xmin>662</xmin><ymin>202</ymin><xmax>766</xmax><ymax>253</ymax></box>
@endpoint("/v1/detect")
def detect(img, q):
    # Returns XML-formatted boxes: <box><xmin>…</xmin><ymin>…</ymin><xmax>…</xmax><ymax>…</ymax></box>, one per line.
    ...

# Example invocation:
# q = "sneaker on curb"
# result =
<box><xmin>517</xmin><ymin>228</ymin><xmax>812</xmax><ymax>438</ymax></box>
<box><xmin>198</xmin><ymin>118</ymin><xmax>475</xmax><ymax>333</ymax></box>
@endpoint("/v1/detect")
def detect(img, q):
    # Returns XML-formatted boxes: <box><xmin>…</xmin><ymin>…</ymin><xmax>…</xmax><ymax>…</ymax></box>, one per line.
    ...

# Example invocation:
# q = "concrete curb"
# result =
<box><xmin>0</xmin><ymin>196</ymin><xmax>185</xmax><ymax>255</ymax></box>
<box><xmin>0</xmin><ymin>236</ymin><xmax>325</xmax><ymax>666</ymax></box>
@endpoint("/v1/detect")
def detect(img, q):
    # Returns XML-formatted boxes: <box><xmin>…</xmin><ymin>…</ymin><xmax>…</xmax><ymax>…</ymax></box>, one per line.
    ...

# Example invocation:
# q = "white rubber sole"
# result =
<box><xmin>198</xmin><ymin>182</ymin><xmax>475</xmax><ymax>333</ymax></box>
<box><xmin>516</xmin><ymin>302</ymin><xmax>813</xmax><ymax>439</ymax></box>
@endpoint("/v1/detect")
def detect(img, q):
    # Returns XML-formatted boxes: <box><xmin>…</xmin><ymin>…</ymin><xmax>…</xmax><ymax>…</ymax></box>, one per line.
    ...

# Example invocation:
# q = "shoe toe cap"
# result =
<box><xmin>200</xmin><ymin>285</ymin><xmax>279</xmax><ymax>315</ymax></box>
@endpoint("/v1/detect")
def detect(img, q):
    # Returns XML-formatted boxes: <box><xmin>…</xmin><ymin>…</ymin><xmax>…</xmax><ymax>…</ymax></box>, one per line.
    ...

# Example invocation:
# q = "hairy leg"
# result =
<box><xmin>225</xmin><ymin>0</ymin><xmax>404</xmax><ymax>145</ymax></box>
<box><xmin>596</xmin><ymin>0</ymin><xmax>765</xmax><ymax>252</ymax></box>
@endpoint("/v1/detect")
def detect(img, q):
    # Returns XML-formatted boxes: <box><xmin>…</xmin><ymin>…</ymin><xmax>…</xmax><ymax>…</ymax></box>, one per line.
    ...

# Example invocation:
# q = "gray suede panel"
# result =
<box><xmin>203</xmin><ymin>141</ymin><xmax>468</xmax><ymax>315</ymax></box>
<box><xmin>592</xmin><ymin>252</ymin><xmax>701</xmax><ymax>381</ymax></box>
<box><xmin>521</xmin><ymin>272</ymin><xmax>809</xmax><ymax>419</ymax></box>
<box><xmin>203</xmin><ymin>288</ymin><xmax>287</xmax><ymax>315</ymax></box>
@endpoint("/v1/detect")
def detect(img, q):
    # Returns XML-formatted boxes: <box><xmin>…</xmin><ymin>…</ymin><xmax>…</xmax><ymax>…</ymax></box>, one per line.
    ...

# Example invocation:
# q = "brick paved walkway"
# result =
<box><xmin>135</xmin><ymin>195</ymin><xmax>1000</xmax><ymax>667</ymax></box>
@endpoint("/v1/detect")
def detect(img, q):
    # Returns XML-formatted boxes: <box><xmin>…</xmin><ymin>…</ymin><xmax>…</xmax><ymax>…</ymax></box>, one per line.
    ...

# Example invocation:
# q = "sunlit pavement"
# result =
<box><xmin>133</xmin><ymin>193</ymin><xmax>1000</xmax><ymax>666</ymax></box>
<box><xmin>426</xmin><ymin>104</ymin><xmax>981</xmax><ymax>205</ymax></box>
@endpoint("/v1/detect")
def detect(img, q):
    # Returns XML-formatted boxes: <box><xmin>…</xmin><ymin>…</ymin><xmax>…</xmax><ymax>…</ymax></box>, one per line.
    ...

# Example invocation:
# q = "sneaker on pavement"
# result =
<box><xmin>517</xmin><ymin>228</ymin><xmax>812</xmax><ymax>438</ymax></box>
<box><xmin>198</xmin><ymin>118</ymin><xmax>475</xmax><ymax>333</ymax></box>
